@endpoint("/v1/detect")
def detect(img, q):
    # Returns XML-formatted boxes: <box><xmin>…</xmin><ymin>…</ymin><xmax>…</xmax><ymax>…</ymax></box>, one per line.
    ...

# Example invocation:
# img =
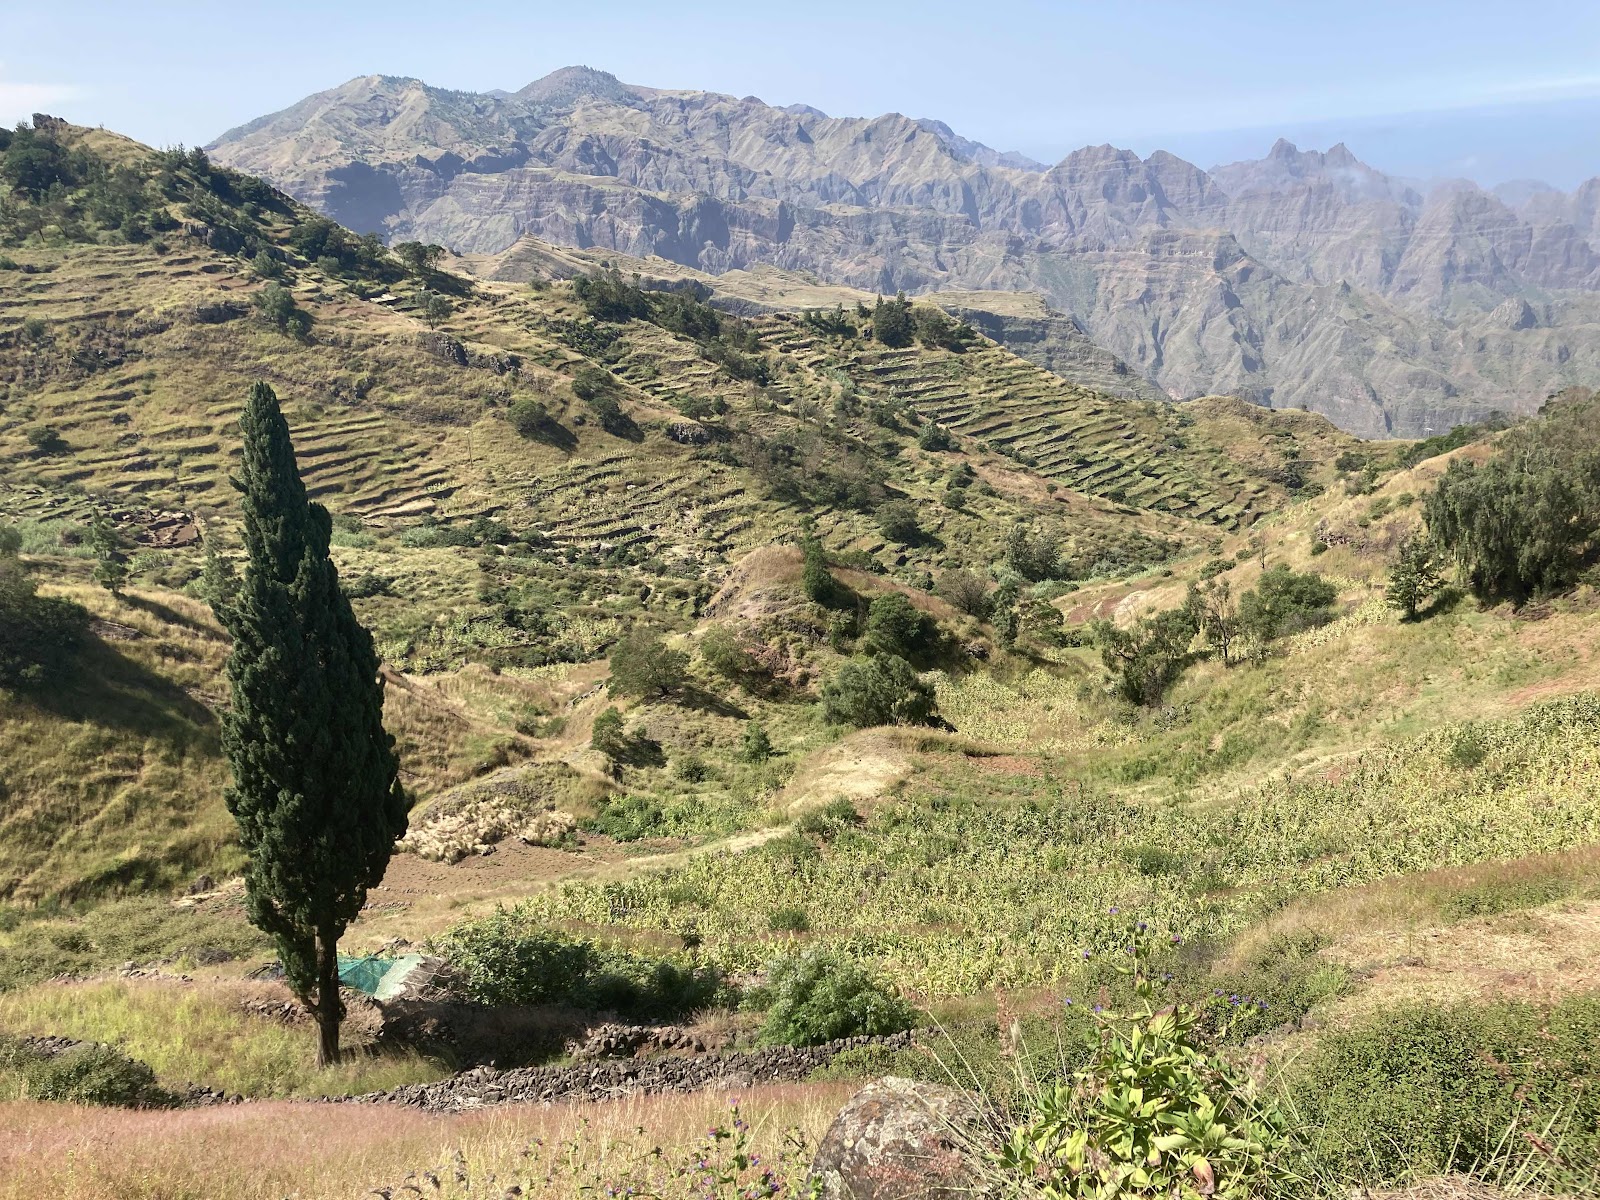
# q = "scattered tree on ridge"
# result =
<box><xmin>870</xmin><ymin>293</ymin><xmax>914</xmax><ymax>348</ymax></box>
<box><xmin>87</xmin><ymin>511</ymin><xmax>128</xmax><ymax>598</ymax></box>
<box><xmin>212</xmin><ymin>381</ymin><xmax>407</xmax><ymax>1067</ymax></box>
<box><xmin>419</xmin><ymin>290</ymin><xmax>452</xmax><ymax>330</ymax></box>
<box><xmin>608</xmin><ymin>630</ymin><xmax>689</xmax><ymax>700</ymax></box>
<box><xmin>1423</xmin><ymin>390</ymin><xmax>1600</xmax><ymax>605</ymax></box>
<box><xmin>1386</xmin><ymin>533</ymin><xmax>1444</xmax><ymax>621</ymax></box>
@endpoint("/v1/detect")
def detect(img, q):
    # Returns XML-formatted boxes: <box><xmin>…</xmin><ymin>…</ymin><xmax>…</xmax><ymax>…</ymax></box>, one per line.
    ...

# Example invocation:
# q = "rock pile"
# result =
<box><xmin>345</xmin><ymin>1030</ymin><xmax>915</xmax><ymax>1113</ymax></box>
<box><xmin>569</xmin><ymin>1022</ymin><xmax>729</xmax><ymax>1059</ymax></box>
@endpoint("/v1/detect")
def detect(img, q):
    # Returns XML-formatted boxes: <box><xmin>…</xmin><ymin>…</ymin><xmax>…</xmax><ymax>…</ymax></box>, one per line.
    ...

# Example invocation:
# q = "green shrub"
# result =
<box><xmin>1448</xmin><ymin>728</ymin><xmax>1489</xmax><ymax>769</ymax></box>
<box><xmin>821</xmin><ymin>654</ymin><xmax>938</xmax><ymax>727</ymax></box>
<box><xmin>571</xmin><ymin>364</ymin><xmax>618</xmax><ymax>402</ymax></box>
<box><xmin>870</xmin><ymin>293</ymin><xmax>914</xmax><ymax>348</ymax></box>
<box><xmin>801</xmin><ymin>536</ymin><xmax>850</xmax><ymax>608</ymax></box>
<box><xmin>590</xmin><ymin>706</ymin><xmax>628</xmax><ymax>760</ymax></box>
<box><xmin>1425</xmin><ymin>390</ymin><xmax>1600</xmax><ymax>603</ymax></box>
<box><xmin>767</xmin><ymin>907</ymin><xmax>810</xmax><ymax>933</ymax></box>
<box><xmin>1387</xmin><ymin>533</ymin><xmax>1443</xmax><ymax>620</ymax></box>
<box><xmin>759</xmin><ymin>948</ymin><xmax>914</xmax><ymax>1046</ymax></box>
<box><xmin>583</xmin><ymin>793</ymin><xmax>665</xmax><ymax>841</ymax></box>
<box><xmin>433</xmin><ymin>913</ymin><xmax>723</xmax><ymax>1018</ymax></box>
<box><xmin>1093</xmin><ymin>605</ymin><xmax>1199</xmax><ymax>706</ymax></box>
<box><xmin>251</xmin><ymin>282</ymin><xmax>310</xmax><ymax>337</ymax></box>
<box><xmin>863</xmin><ymin>592</ymin><xmax>937</xmax><ymax>660</ymax></box>
<box><xmin>25</xmin><ymin>424</ymin><xmax>68</xmax><ymax>455</ymax></box>
<box><xmin>1238</xmin><ymin>565</ymin><xmax>1338</xmax><ymax>653</ymax></box>
<box><xmin>700</xmin><ymin>624</ymin><xmax>759</xmax><ymax>683</ymax></box>
<box><xmin>875</xmin><ymin>500</ymin><xmax>923</xmax><ymax>545</ymax></box>
<box><xmin>1004</xmin><ymin>522</ymin><xmax>1062</xmax><ymax>582</ymax></box>
<box><xmin>673</xmin><ymin>753</ymin><xmax>710</xmax><ymax>783</ymax></box>
<box><xmin>737</xmin><ymin>721</ymin><xmax>773</xmax><ymax>764</ymax></box>
<box><xmin>0</xmin><ymin>1036</ymin><xmax>173</xmax><ymax>1107</ymax></box>
<box><xmin>1286</xmin><ymin>992</ymin><xmax>1600</xmax><ymax>1191</ymax></box>
<box><xmin>607</xmin><ymin>630</ymin><xmax>688</xmax><ymax>699</ymax></box>
<box><xmin>507</xmin><ymin>396</ymin><xmax>551</xmax><ymax>439</ymax></box>
<box><xmin>794</xmin><ymin>797</ymin><xmax>860</xmax><ymax>840</ymax></box>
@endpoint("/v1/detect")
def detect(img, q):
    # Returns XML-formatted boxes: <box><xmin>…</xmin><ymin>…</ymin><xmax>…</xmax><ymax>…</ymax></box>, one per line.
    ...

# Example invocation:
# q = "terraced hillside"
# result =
<box><xmin>0</xmin><ymin>120</ymin><xmax>1358</xmax><ymax>901</ymax></box>
<box><xmin>461</xmin><ymin>235</ymin><xmax>1167</xmax><ymax>403</ymax></box>
<box><xmin>753</xmin><ymin>316</ymin><xmax>1344</xmax><ymax>528</ymax></box>
<box><xmin>0</xmin><ymin>166</ymin><xmax>1346</xmax><ymax>569</ymax></box>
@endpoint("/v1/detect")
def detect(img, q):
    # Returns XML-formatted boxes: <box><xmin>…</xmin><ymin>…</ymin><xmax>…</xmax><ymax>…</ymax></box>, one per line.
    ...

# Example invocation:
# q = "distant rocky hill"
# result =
<box><xmin>208</xmin><ymin>68</ymin><xmax>1600</xmax><ymax>437</ymax></box>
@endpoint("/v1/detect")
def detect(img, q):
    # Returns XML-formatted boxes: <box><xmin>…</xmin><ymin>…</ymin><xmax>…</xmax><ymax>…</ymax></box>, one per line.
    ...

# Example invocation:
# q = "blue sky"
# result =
<box><xmin>5</xmin><ymin>0</ymin><xmax>1599</xmax><ymax>187</ymax></box>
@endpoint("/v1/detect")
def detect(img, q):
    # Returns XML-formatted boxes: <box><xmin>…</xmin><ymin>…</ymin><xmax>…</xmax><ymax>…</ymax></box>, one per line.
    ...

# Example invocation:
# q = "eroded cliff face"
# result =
<box><xmin>209</xmin><ymin>68</ymin><xmax>1600</xmax><ymax>437</ymax></box>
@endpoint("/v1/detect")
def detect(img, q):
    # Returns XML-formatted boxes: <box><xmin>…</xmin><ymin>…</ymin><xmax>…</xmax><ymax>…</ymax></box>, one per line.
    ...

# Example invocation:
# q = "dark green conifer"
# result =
<box><xmin>215</xmin><ymin>381</ymin><xmax>406</xmax><ymax>1067</ymax></box>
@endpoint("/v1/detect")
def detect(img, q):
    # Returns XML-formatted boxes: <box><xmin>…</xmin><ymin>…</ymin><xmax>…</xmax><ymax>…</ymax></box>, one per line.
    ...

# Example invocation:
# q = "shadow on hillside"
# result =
<box><xmin>379</xmin><ymin>999</ymin><xmax>592</xmax><ymax>1069</ymax></box>
<box><xmin>612</xmin><ymin>733</ymin><xmax>667</xmax><ymax>770</ymax></box>
<box><xmin>123</xmin><ymin>593</ymin><xmax>225</xmax><ymax>641</ymax></box>
<box><xmin>1417</xmin><ymin>586</ymin><xmax>1467</xmax><ymax>621</ymax></box>
<box><xmin>677</xmin><ymin>686</ymin><xmax>748</xmax><ymax>720</ymax></box>
<box><xmin>528</xmin><ymin>419</ymin><xmax>578</xmax><ymax>454</ymax></box>
<box><xmin>33</xmin><ymin>632</ymin><xmax>219</xmax><ymax>745</ymax></box>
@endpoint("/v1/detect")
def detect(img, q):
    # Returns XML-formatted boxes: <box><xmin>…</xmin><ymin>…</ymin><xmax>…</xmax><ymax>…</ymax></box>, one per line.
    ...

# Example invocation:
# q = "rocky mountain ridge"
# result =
<box><xmin>208</xmin><ymin>68</ymin><xmax>1600</xmax><ymax>436</ymax></box>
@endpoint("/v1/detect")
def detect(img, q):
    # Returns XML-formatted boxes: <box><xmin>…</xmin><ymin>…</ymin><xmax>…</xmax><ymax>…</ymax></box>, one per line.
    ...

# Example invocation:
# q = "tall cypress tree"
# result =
<box><xmin>216</xmin><ymin>381</ymin><xmax>406</xmax><ymax>1066</ymax></box>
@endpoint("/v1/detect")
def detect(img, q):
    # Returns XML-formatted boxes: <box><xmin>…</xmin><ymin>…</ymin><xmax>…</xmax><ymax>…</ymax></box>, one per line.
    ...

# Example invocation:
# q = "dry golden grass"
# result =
<box><xmin>0</xmin><ymin>977</ymin><xmax>446</xmax><ymax>1098</ymax></box>
<box><xmin>0</xmin><ymin>1082</ymin><xmax>856</xmax><ymax>1200</ymax></box>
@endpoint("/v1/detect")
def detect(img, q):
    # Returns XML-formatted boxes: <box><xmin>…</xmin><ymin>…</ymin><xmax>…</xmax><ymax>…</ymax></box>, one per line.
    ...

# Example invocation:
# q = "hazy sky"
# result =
<box><xmin>5</xmin><ymin>0</ymin><xmax>1599</xmax><ymax>187</ymax></box>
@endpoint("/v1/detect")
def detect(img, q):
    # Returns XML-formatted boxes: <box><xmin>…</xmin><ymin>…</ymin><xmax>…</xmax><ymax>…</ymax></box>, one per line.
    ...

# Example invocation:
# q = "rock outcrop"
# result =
<box><xmin>810</xmin><ymin>1076</ymin><xmax>978</xmax><ymax>1200</ymax></box>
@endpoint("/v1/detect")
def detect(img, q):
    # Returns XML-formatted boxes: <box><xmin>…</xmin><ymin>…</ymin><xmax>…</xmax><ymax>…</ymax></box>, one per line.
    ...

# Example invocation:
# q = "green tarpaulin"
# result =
<box><xmin>336</xmin><ymin>954</ymin><xmax>423</xmax><ymax>998</ymax></box>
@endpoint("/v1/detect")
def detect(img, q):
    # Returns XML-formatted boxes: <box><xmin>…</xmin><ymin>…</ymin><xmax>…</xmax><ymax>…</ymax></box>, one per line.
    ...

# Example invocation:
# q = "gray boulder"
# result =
<box><xmin>810</xmin><ymin>1076</ymin><xmax>977</xmax><ymax>1200</ymax></box>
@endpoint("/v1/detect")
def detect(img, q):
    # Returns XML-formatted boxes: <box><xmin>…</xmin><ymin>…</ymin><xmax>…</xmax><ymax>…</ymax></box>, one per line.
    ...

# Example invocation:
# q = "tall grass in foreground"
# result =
<box><xmin>0</xmin><ymin>1083</ymin><xmax>855</xmax><ymax>1200</ymax></box>
<box><xmin>0</xmin><ymin>979</ymin><xmax>445</xmax><ymax>1098</ymax></box>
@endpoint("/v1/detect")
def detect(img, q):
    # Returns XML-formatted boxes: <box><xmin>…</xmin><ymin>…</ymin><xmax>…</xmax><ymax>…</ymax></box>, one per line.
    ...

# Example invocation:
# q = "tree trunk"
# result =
<box><xmin>314</xmin><ymin>932</ymin><xmax>342</xmax><ymax>1068</ymax></box>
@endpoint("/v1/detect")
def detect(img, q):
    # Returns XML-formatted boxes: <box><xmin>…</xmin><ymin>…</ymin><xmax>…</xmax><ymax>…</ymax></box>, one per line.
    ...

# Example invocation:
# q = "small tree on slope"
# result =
<box><xmin>214</xmin><ymin>381</ymin><xmax>407</xmax><ymax>1067</ymax></box>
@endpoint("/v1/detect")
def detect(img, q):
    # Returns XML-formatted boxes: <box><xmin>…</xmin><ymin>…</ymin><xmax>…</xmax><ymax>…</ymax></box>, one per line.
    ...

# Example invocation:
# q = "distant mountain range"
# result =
<box><xmin>209</xmin><ymin>66</ymin><xmax>1600</xmax><ymax>437</ymax></box>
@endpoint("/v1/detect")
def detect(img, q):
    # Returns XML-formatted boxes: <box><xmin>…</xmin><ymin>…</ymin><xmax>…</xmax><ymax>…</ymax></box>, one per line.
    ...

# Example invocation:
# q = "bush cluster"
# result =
<box><xmin>433</xmin><ymin>914</ymin><xmax>723</xmax><ymax>1019</ymax></box>
<box><xmin>757</xmin><ymin>948</ymin><xmax>915</xmax><ymax>1046</ymax></box>
<box><xmin>0</xmin><ymin>1037</ymin><xmax>173</xmax><ymax>1108</ymax></box>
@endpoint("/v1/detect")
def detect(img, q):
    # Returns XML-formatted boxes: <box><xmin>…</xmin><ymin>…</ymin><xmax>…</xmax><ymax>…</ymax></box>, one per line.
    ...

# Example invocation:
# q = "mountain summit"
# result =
<box><xmin>208</xmin><ymin>71</ymin><xmax>1600</xmax><ymax>437</ymax></box>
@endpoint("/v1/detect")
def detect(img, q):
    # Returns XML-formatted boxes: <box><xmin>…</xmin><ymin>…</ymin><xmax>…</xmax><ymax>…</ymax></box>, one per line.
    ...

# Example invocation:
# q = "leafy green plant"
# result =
<box><xmin>767</xmin><ymin>906</ymin><xmax>810</xmax><ymax>933</ymax></box>
<box><xmin>994</xmin><ymin>922</ymin><xmax>1298</xmax><ymax>1199</ymax></box>
<box><xmin>590</xmin><ymin>706</ymin><xmax>628</xmax><ymax>759</ymax></box>
<box><xmin>738</xmin><ymin>720</ymin><xmax>774</xmax><ymax>763</ymax></box>
<box><xmin>794</xmin><ymin>797</ymin><xmax>860</xmax><ymax>840</ymax></box>
<box><xmin>863</xmin><ymin>591</ymin><xmax>937</xmax><ymax>660</ymax></box>
<box><xmin>759</xmin><ymin>947</ymin><xmax>914</xmax><ymax>1046</ymax></box>
<box><xmin>583</xmin><ymin>793</ymin><xmax>666</xmax><ymax>841</ymax></box>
